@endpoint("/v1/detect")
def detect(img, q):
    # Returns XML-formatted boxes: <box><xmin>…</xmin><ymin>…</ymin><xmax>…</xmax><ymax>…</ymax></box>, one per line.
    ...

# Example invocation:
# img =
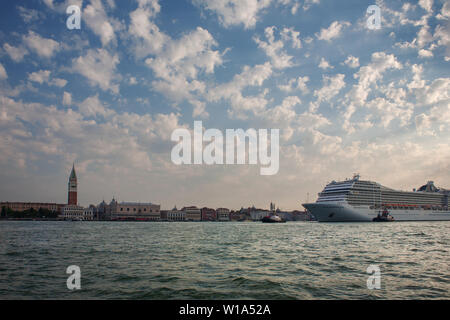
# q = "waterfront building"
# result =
<box><xmin>0</xmin><ymin>202</ymin><xmax>64</xmax><ymax>213</ymax></box>
<box><xmin>60</xmin><ymin>205</ymin><xmax>85</xmax><ymax>220</ymax></box>
<box><xmin>167</xmin><ymin>207</ymin><xmax>186</xmax><ymax>221</ymax></box>
<box><xmin>183</xmin><ymin>206</ymin><xmax>201</xmax><ymax>221</ymax></box>
<box><xmin>84</xmin><ymin>206</ymin><xmax>96</xmax><ymax>221</ymax></box>
<box><xmin>201</xmin><ymin>207</ymin><xmax>216</xmax><ymax>221</ymax></box>
<box><xmin>111</xmin><ymin>202</ymin><xmax>161</xmax><ymax>221</ymax></box>
<box><xmin>217</xmin><ymin>208</ymin><xmax>230</xmax><ymax>221</ymax></box>
<box><xmin>96</xmin><ymin>200</ymin><xmax>108</xmax><ymax>220</ymax></box>
<box><xmin>160</xmin><ymin>210</ymin><xmax>168</xmax><ymax>221</ymax></box>
<box><xmin>250</xmin><ymin>209</ymin><xmax>270</xmax><ymax>221</ymax></box>
<box><xmin>230</xmin><ymin>211</ymin><xmax>245</xmax><ymax>221</ymax></box>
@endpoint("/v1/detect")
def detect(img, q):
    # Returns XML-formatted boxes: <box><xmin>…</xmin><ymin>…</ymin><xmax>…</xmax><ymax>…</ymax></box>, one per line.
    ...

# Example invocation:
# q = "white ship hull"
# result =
<box><xmin>303</xmin><ymin>202</ymin><xmax>450</xmax><ymax>222</ymax></box>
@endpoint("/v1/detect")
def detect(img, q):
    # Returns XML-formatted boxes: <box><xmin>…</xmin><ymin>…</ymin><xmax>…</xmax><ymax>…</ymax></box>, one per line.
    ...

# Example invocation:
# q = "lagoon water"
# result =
<box><xmin>0</xmin><ymin>221</ymin><xmax>449</xmax><ymax>299</ymax></box>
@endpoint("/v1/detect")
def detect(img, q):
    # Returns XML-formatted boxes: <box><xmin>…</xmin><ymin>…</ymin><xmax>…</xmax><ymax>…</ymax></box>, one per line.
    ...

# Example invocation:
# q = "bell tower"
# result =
<box><xmin>68</xmin><ymin>163</ymin><xmax>77</xmax><ymax>205</ymax></box>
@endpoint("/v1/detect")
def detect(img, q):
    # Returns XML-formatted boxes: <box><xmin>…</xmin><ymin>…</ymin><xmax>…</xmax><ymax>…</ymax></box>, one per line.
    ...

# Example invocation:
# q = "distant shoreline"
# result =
<box><xmin>0</xmin><ymin>218</ymin><xmax>309</xmax><ymax>222</ymax></box>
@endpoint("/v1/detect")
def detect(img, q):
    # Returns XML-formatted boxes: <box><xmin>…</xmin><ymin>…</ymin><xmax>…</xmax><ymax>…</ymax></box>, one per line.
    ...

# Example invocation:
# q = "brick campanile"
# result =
<box><xmin>68</xmin><ymin>163</ymin><xmax>77</xmax><ymax>205</ymax></box>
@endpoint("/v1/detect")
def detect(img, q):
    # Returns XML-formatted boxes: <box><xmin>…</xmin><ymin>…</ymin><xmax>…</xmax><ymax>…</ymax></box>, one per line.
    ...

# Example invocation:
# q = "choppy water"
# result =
<box><xmin>0</xmin><ymin>221</ymin><xmax>449</xmax><ymax>299</ymax></box>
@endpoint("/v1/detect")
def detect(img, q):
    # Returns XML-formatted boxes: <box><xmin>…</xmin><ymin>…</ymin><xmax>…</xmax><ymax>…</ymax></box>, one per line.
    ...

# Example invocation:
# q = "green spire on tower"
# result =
<box><xmin>70</xmin><ymin>163</ymin><xmax>77</xmax><ymax>180</ymax></box>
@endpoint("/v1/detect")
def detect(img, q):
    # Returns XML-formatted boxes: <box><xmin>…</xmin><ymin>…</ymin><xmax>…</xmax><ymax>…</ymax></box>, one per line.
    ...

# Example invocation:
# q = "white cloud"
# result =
<box><xmin>144</xmin><ymin>26</ymin><xmax>224</xmax><ymax>117</ymax></box>
<box><xmin>278</xmin><ymin>76</ymin><xmax>309</xmax><ymax>94</ymax></box>
<box><xmin>348</xmin><ymin>52</ymin><xmax>402</xmax><ymax>106</ymax></box>
<box><xmin>28</xmin><ymin>70</ymin><xmax>51</xmax><ymax>84</ymax></box>
<box><xmin>318</xmin><ymin>57</ymin><xmax>333</xmax><ymax>70</ymax></box>
<box><xmin>27</xmin><ymin>70</ymin><xmax>67</xmax><ymax>87</ymax></box>
<box><xmin>71</xmin><ymin>49</ymin><xmax>120</xmax><ymax>93</ymax></box>
<box><xmin>366</xmin><ymin>97</ymin><xmax>413</xmax><ymax>128</ymax></box>
<box><xmin>193</xmin><ymin>0</ymin><xmax>272</xmax><ymax>29</ymax></box>
<box><xmin>434</xmin><ymin>22</ymin><xmax>450</xmax><ymax>59</ymax></box>
<box><xmin>3</xmin><ymin>43</ymin><xmax>28</xmax><ymax>62</ymax></box>
<box><xmin>419</xmin><ymin>0</ymin><xmax>433</xmax><ymax>13</ymax></box>
<box><xmin>415</xmin><ymin>77</ymin><xmax>450</xmax><ymax>105</ymax></box>
<box><xmin>22</xmin><ymin>31</ymin><xmax>60</xmax><ymax>58</ymax></box>
<box><xmin>437</xmin><ymin>0</ymin><xmax>450</xmax><ymax>19</ymax></box>
<box><xmin>254</xmin><ymin>26</ymin><xmax>295</xmax><ymax>69</ymax></box>
<box><xmin>316</xmin><ymin>21</ymin><xmax>350</xmax><ymax>41</ymax></box>
<box><xmin>50</xmin><ymin>78</ymin><xmax>68</xmax><ymax>88</ymax></box>
<box><xmin>314</xmin><ymin>74</ymin><xmax>346</xmax><ymax>102</ymax></box>
<box><xmin>83</xmin><ymin>0</ymin><xmax>118</xmax><ymax>46</ymax></box>
<box><xmin>208</xmin><ymin>62</ymin><xmax>272</xmax><ymax>119</ymax></box>
<box><xmin>343</xmin><ymin>55</ymin><xmax>360</xmax><ymax>68</ymax></box>
<box><xmin>280</xmin><ymin>27</ymin><xmax>301</xmax><ymax>49</ymax></box>
<box><xmin>128</xmin><ymin>0</ymin><xmax>167</xmax><ymax>59</ymax></box>
<box><xmin>127</xmin><ymin>1</ymin><xmax>224</xmax><ymax>117</ymax></box>
<box><xmin>78</xmin><ymin>95</ymin><xmax>114</xmax><ymax>118</ymax></box>
<box><xmin>418</xmin><ymin>48</ymin><xmax>434</xmax><ymax>58</ymax></box>
<box><xmin>17</xmin><ymin>6</ymin><xmax>43</xmax><ymax>23</ymax></box>
<box><xmin>302</xmin><ymin>0</ymin><xmax>320</xmax><ymax>11</ymax></box>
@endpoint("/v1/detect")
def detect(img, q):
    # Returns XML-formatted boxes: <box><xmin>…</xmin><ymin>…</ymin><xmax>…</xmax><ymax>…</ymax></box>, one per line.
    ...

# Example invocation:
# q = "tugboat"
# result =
<box><xmin>262</xmin><ymin>202</ymin><xmax>286</xmax><ymax>223</ymax></box>
<box><xmin>261</xmin><ymin>214</ymin><xmax>286</xmax><ymax>223</ymax></box>
<box><xmin>372</xmin><ymin>208</ymin><xmax>394</xmax><ymax>222</ymax></box>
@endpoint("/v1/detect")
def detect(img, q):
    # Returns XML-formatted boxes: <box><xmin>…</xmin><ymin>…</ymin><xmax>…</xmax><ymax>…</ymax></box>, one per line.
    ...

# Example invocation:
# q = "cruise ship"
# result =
<box><xmin>303</xmin><ymin>175</ymin><xmax>450</xmax><ymax>222</ymax></box>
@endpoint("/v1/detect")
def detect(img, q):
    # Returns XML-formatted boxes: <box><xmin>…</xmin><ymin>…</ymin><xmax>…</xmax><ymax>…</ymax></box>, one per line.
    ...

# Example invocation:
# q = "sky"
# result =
<box><xmin>0</xmin><ymin>0</ymin><xmax>449</xmax><ymax>210</ymax></box>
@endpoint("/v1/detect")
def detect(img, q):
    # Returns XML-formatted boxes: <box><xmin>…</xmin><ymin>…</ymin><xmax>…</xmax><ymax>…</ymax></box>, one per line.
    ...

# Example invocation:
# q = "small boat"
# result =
<box><xmin>372</xmin><ymin>209</ymin><xmax>394</xmax><ymax>222</ymax></box>
<box><xmin>262</xmin><ymin>214</ymin><xmax>286</xmax><ymax>223</ymax></box>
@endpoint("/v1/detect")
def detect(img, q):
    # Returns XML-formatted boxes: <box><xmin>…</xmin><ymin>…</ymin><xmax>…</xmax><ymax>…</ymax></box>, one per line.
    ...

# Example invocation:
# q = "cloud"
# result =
<box><xmin>280</xmin><ymin>27</ymin><xmax>301</xmax><ymax>49</ymax></box>
<box><xmin>28</xmin><ymin>70</ymin><xmax>51</xmax><ymax>84</ymax></box>
<box><xmin>348</xmin><ymin>52</ymin><xmax>402</xmax><ymax>106</ymax></box>
<box><xmin>415</xmin><ymin>101</ymin><xmax>449</xmax><ymax>136</ymax></box>
<box><xmin>254</xmin><ymin>26</ymin><xmax>296</xmax><ymax>69</ymax></box>
<box><xmin>208</xmin><ymin>62</ymin><xmax>272</xmax><ymax>119</ymax></box>
<box><xmin>418</xmin><ymin>48</ymin><xmax>434</xmax><ymax>58</ymax></box>
<box><xmin>366</xmin><ymin>97</ymin><xmax>413</xmax><ymax>128</ymax></box>
<box><xmin>3</xmin><ymin>43</ymin><xmax>28</xmax><ymax>62</ymax></box>
<box><xmin>144</xmin><ymin>26</ymin><xmax>224</xmax><ymax>117</ymax></box>
<box><xmin>0</xmin><ymin>93</ymin><xmax>186</xmax><ymax>193</ymax></box>
<box><xmin>419</xmin><ymin>0</ymin><xmax>433</xmax><ymax>13</ymax></box>
<box><xmin>318</xmin><ymin>57</ymin><xmax>333</xmax><ymax>70</ymax></box>
<box><xmin>128</xmin><ymin>0</ymin><xmax>169</xmax><ymax>59</ymax></box>
<box><xmin>278</xmin><ymin>76</ymin><xmax>309</xmax><ymax>94</ymax></box>
<box><xmin>343</xmin><ymin>52</ymin><xmax>403</xmax><ymax>133</ymax></box>
<box><xmin>128</xmin><ymin>1</ymin><xmax>224</xmax><ymax>117</ymax></box>
<box><xmin>17</xmin><ymin>6</ymin><xmax>44</xmax><ymax>23</ymax></box>
<box><xmin>22</xmin><ymin>31</ymin><xmax>60</xmax><ymax>58</ymax></box>
<box><xmin>316</xmin><ymin>21</ymin><xmax>350</xmax><ymax>41</ymax></box>
<box><xmin>71</xmin><ymin>48</ymin><xmax>120</xmax><ymax>93</ymax></box>
<box><xmin>50</xmin><ymin>78</ymin><xmax>68</xmax><ymax>88</ymax></box>
<box><xmin>27</xmin><ymin>70</ymin><xmax>68</xmax><ymax>87</ymax></box>
<box><xmin>193</xmin><ymin>0</ymin><xmax>271</xmax><ymax>29</ymax></box>
<box><xmin>437</xmin><ymin>0</ymin><xmax>450</xmax><ymax>19</ymax></box>
<box><xmin>314</xmin><ymin>74</ymin><xmax>346</xmax><ymax>102</ymax></box>
<box><xmin>415</xmin><ymin>77</ymin><xmax>450</xmax><ymax>105</ymax></box>
<box><xmin>343</xmin><ymin>55</ymin><xmax>360</xmax><ymax>68</ymax></box>
<box><xmin>78</xmin><ymin>95</ymin><xmax>114</xmax><ymax>118</ymax></box>
<box><xmin>83</xmin><ymin>0</ymin><xmax>119</xmax><ymax>46</ymax></box>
